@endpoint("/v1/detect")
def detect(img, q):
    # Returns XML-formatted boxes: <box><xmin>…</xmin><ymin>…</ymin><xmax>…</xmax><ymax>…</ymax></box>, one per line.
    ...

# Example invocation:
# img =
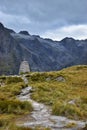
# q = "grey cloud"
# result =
<box><xmin>0</xmin><ymin>0</ymin><xmax>87</xmax><ymax>35</ymax></box>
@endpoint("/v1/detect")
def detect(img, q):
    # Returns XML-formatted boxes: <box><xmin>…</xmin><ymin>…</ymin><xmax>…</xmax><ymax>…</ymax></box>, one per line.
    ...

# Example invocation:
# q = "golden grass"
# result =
<box><xmin>0</xmin><ymin>76</ymin><xmax>33</xmax><ymax>129</ymax></box>
<box><xmin>26</xmin><ymin>65</ymin><xmax>87</xmax><ymax>120</ymax></box>
<box><xmin>0</xmin><ymin>65</ymin><xmax>87</xmax><ymax>130</ymax></box>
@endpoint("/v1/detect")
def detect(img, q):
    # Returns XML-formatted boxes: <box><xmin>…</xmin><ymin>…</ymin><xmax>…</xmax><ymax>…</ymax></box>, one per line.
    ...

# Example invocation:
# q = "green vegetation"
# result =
<box><xmin>26</xmin><ymin>65</ymin><xmax>87</xmax><ymax>120</ymax></box>
<box><xmin>0</xmin><ymin>76</ymin><xmax>50</xmax><ymax>130</ymax></box>
<box><xmin>0</xmin><ymin>65</ymin><xmax>87</xmax><ymax>130</ymax></box>
<box><xmin>0</xmin><ymin>76</ymin><xmax>33</xmax><ymax>129</ymax></box>
<box><xmin>66</xmin><ymin>122</ymin><xmax>77</xmax><ymax>128</ymax></box>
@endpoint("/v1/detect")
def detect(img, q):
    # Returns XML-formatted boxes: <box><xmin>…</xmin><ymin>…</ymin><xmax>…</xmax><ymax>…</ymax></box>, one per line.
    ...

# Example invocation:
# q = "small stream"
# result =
<box><xmin>17</xmin><ymin>86</ymin><xmax>86</xmax><ymax>130</ymax></box>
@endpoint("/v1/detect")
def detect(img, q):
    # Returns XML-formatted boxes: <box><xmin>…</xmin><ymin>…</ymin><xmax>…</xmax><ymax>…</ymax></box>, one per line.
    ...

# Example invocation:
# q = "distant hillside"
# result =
<box><xmin>0</xmin><ymin>22</ymin><xmax>87</xmax><ymax>75</ymax></box>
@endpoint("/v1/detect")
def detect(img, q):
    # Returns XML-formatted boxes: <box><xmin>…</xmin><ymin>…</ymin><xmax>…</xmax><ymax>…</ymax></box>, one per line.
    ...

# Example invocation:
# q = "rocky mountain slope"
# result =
<box><xmin>0</xmin><ymin>22</ymin><xmax>87</xmax><ymax>75</ymax></box>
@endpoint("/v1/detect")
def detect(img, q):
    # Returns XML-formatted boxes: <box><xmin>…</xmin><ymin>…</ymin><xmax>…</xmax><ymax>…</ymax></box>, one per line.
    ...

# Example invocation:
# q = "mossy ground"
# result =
<box><xmin>26</xmin><ymin>65</ymin><xmax>87</xmax><ymax>120</ymax></box>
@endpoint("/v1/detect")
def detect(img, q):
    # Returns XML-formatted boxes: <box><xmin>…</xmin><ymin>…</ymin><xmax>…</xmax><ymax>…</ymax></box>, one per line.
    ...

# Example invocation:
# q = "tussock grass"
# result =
<box><xmin>0</xmin><ymin>100</ymin><xmax>32</xmax><ymax>114</ymax></box>
<box><xmin>0</xmin><ymin>65</ymin><xmax>87</xmax><ymax>130</ymax></box>
<box><xmin>0</xmin><ymin>76</ymin><xmax>33</xmax><ymax>129</ymax></box>
<box><xmin>26</xmin><ymin>65</ymin><xmax>87</xmax><ymax>120</ymax></box>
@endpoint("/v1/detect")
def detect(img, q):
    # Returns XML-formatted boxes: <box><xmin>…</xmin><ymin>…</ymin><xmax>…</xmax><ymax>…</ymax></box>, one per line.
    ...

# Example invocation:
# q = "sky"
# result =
<box><xmin>0</xmin><ymin>0</ymin><xmax>87</xmax><ymax>40</ymax></box>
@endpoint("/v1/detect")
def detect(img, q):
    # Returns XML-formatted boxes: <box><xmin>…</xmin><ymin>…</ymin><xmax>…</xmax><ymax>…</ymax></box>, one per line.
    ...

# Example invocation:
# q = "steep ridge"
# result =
<box><xmin>0</xmin><ymin>22</ymin><xmax>87</xmax><ymax>75</ymax></box>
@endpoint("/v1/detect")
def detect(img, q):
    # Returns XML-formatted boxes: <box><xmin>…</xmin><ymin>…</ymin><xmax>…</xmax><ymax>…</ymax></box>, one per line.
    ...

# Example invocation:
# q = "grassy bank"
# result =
<box><xmin>0</xmin><ymin>76</ymin><xmax>33</xmax><ymax>129</ymax></box>
<box><xmin>26</xmin><ymin>65</ymin><xmax>87</xmax><ymax>120</ymax></box>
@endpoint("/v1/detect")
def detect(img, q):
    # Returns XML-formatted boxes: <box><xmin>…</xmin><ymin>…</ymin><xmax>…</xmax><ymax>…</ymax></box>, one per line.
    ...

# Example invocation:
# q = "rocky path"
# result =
<box><xmin>17</xmin><ymin>76</ymin><xmax>86</xmax><ymax>130</ymax></box>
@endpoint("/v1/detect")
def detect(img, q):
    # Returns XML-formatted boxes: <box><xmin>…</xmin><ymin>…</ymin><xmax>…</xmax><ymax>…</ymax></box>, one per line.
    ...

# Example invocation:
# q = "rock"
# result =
<box><xmin>19</xmin><ymin>31</ymin><xmax>30</xmax><ymax>35</ymax></box>
<box><xmin>55</xmin><ymin>76</ymin><xmax>66</xmax><ymax>82</ymax></box>
<box><xmin>0</xmin><ymin>23</ymin><xmax>87</xmax><ymax>75</ymax></box>
<box><xmin>68</xmin><ymin>100</ymin><xmax>76</xmax><ymax>105</ymax></box>
<box><xmin>46</xmin><ymin>77</ymin><xmax>51</xmax><ymax>81</ymax></box>
<box><xmin>19</xmin><ymin>60</ymin><xmax>30</xmax><ymax>74</ymax></box>
<box><xmin>81</xmin><ymin>124</ymin><xmax>87</xmax><ymax>130</ymax></box>
<box><xmin>21</xmin><ymin>86</ymin><xmax>32</xmax><ymax>96</ymax></box>
<box><xmin>0</xmin><ymin>83</ymin><xmax>5</xmax><ymax>87</ymax></box>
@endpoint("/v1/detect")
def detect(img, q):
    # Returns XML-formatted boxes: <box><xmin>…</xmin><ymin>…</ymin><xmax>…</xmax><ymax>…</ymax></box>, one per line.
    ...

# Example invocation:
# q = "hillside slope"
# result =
<box><xmin>0</xmin><ymin>23</ymin><xmax>87</xmax><ymax>75</ymax></box>
<box><xmin>0</xmin><ymin>65</ymin><xmax>87</xmax><ymax>129</ymax></box>
<box><xmin>27</xmin><ymin>65</ymin><xmax>87</xmax><ymax>120</ymax></box>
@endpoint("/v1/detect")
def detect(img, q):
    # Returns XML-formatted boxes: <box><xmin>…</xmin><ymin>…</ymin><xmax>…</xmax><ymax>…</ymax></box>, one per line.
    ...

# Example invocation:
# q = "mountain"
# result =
<box><xmin>0</xmin><ymin>22</ymin><xmax>87</xmax><ymax>75</ymax></box>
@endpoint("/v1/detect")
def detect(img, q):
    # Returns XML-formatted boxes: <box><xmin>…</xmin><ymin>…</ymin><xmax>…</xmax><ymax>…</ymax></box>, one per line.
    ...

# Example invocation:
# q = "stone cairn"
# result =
<box><xmin>19</xmin><ymin>60</ymin><xmax>30</xmax><ymax>74</ymax></box>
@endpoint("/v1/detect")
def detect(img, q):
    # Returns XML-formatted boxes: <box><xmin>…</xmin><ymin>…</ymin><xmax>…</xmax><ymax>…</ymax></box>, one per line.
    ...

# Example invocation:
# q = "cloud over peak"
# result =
<box><xmin>0</xmin><ymin>0</ymin><xmax>87</xmax><ymax>39</ymax></box>
<box><xmin>42</xmin><ymin>24</ymin><xmax>87</xmax><ymax>41</ymax></box>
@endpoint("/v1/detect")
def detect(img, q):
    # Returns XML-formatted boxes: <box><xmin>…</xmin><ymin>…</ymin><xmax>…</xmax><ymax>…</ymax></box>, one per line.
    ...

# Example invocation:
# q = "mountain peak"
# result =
<box><xmin>0</xmin><ymin>22</ymin><xmax>4</xmax><ymax>30</ymax></box>
<box><xmin>19</xmin><ymin>31</ymin><xmax>30</xmax><ymax>36</ymax></box>
<box><xmin>32</xmin><ymin>35</ymin><xmax>40</xmax><ymax>38</ymax></box>
<box><xmin>61</xmin><ymin>37</ymin><xmax>75</xmax><ymax>42</ymax></box>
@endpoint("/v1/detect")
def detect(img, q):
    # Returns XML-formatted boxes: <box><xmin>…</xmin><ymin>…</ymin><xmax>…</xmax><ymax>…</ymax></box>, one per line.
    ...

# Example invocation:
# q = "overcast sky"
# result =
<box><xmin>0</xmin><ymin>0</ymin><xmax>87</xmax><ymax>40</ymax></box>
